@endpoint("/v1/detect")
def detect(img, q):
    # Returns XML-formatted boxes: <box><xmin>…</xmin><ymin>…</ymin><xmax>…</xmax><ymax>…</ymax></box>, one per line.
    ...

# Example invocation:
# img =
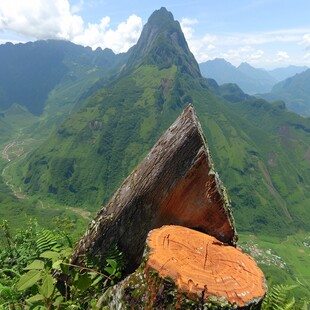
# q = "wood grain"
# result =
<box><xmin>147</xmin><ymin>225</ymin><xmax>266</xmax><ymax>307</ymax></box>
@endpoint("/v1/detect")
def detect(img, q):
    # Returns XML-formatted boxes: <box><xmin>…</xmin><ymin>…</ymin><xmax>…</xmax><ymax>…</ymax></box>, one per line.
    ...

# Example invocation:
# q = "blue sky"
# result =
<box><xmin>1</xmin><ymin>0</ymin><xmax>310</xmax><ymax>68</ymax></box>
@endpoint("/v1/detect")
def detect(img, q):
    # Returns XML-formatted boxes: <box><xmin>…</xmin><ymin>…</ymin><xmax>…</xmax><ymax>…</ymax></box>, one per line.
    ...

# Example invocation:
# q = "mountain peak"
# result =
<box><xmin>126</xmin><ymin>7</ymin><xmax>200</xmax><ymax>78</ymax></box>
<box><xmin>147</xmin><ymin>7</ymin><xmax>174</xmax><ymax>25</ymax></box>
<box><xmin>238</xmin><ymin>62</ymin><xmax>252</xmax><ymax>69</ymax></box>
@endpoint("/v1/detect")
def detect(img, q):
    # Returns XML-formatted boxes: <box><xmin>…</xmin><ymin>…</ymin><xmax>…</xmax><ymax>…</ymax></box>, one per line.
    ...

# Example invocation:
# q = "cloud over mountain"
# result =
<box><xmin>0</xmin><ymin>0</ymin><xmax>142</xmax><ymax>53</ymax></box>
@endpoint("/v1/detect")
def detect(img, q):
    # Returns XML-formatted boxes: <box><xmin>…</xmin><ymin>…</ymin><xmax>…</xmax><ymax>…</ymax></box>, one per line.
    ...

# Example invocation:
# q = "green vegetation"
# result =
<box><xmin>0</xmin><ymin>220</ymin><xmax>124</xmax><ymax>309</ymax></box>
<box><xmin>0</xmin><ymin>40</ymin><xmax>124</xmax><ymax>115</ymax></box>
<box><xmin>1</xmin><ymin>221</ymin><xmax>308</xmax><ymax>308</ymax></box>
<box><xmin>15</xmin><ymin>64</ymin><xmax>180</xmax><ymax>210</ymax></box>
<box><xmin>259</xmin><ymin>68</ymin><xmax>310</xmax><ymax>116</ymax></box>
<box><xmin>0</xmin><ymin>156</ymin><xmax>87</xmax><ymax>242</ymax></box>
<box><xmin>239</xmin><ymin>232</ymin><xmax>310</xmax><ymax>301</ymax></box>
<box><xmin>0</xmin><ymin>7</ymin><xmax>309</xmax><ymax>308</ymax></box>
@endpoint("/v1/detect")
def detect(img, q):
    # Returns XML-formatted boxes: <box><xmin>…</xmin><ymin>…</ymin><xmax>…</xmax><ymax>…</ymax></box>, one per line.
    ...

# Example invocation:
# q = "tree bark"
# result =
<box><xmin>71</xmin><ymin>104</ymin><xmax>237</xmax><ymax>272</ymax></box>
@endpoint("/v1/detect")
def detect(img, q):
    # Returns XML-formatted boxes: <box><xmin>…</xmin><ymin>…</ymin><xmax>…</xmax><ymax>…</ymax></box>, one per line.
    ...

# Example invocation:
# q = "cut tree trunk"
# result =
<box><xmin>71</xmin><ymin>104</ymin><xmax>237</xmax><ymax>272</ymax></box>
<box><xmin>98</xmin><ymin>225</ymin><xmax>266</xmax><ymax>309</ymax></box>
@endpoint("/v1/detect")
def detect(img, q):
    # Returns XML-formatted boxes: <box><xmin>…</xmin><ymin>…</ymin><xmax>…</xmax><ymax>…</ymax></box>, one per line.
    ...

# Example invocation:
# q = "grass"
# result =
<box><xmin>239</xmin><ymin>231</ymin><xmax>310</xmax><ymax>301</ymax></box>
<box><xmin>0</xmin><ymin>126</ymin><xmax>88</xmax><ymax>244</ymax></box>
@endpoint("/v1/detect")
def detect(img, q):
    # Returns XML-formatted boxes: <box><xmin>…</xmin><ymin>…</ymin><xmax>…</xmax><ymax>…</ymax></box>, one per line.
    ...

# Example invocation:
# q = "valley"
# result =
<box><xmin>239</xmin><ymin>232</ymin><xmax>310</xmax><ymax>300</ymax></box>
<box><xmin>0</xmin><ymin>6</ymin><xmax>309</xmax><ymax>307</ymax></box>
<box><xmin>0</xmin><ymin>134</ymin><xmax>89</xmax><ymax>244</ymax></box>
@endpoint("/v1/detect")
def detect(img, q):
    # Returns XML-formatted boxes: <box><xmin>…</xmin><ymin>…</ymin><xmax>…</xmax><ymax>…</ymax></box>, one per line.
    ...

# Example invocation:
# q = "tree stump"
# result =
<box><xmin>71</xmin><ymin>104</ymin><xmax>237</xmax><ymax>272</ymax></box>
<box><xmin>98</xmin><ymin>225</ymin><xmax>266</xmax><ymax>309</ymax></box>
<box><xmin>146</xmin><ymin>225</ymin><xmax>266</xmax><ymax>308</ymax></box>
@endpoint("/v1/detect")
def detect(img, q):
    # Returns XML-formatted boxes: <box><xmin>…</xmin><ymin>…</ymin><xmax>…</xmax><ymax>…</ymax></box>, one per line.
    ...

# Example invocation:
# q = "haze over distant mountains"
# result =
<box><xmin>258</xmin><ymin>69</ymin><xmax>310</xmax><ymax>116</ymax></box>
<box><xmin>0</xmin><ymin>40</ymin><xmax>126</xmax><ymax>116</ymax></box>
<box><xmin>0</xmin><ymin>7</ymin><xmax>306</xmax><ymax>242</ymax></box>
<box><xmin>0</xmin><ymin>5</ymin><xmax>309</xmax><ymax>246</ymax></box>
<box><xmin>0</xmin><ymin>7</ymin><xmax>309</xmax><ymax>302</ymax></box>
<box><xmin>199</xmin><ymin>58</ymin><xmax>308</xmax><ymax>95</ymax></box>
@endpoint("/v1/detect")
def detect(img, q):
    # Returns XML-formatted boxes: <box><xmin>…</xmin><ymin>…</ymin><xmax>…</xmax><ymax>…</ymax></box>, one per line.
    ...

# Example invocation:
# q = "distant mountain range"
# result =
<box><xmin>0</xmin><ymin>7</ymin><xmax>305</xmax><ymax>240</ymax></box>
<box><xmin>258</xmin><ymin>69</ymin><xmax>310</xmax><ymax>116</ymax></box>
<box><xmin>0</xmin><ymin>40</ymin><xmax>126</xmax><ymax>126</ymax></box>
<box><xmin>1</xmin><ymin>7</ymin><xmax>309</xmax><ymax>302</ymax></box>
<box><xmin>199</xmin><ymin>58</ymin><xmax>308</xmax><ymax>95</ymax></box>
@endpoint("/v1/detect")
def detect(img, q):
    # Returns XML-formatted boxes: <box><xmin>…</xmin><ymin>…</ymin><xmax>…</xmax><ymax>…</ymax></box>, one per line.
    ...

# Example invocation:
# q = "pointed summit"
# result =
<box><xmin>127</xmin><ymin>7</ymin><xmax>201</xmax><ymax>78</ymax></box>
<box><xmin>147</xmin><ymin>6</ymin><xmax>175</xmax><ymax>25</ymax></box>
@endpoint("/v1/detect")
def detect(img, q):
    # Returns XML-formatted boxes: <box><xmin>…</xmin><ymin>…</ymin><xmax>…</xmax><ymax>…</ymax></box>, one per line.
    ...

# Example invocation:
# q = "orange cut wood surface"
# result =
<box><xmin>146</xmin><ymin>225</ymin><xmax>266</xmax><ymax>307</ymax></box>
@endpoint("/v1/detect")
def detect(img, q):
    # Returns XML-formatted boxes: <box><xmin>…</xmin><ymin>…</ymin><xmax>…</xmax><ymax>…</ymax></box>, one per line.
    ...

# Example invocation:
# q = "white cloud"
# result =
<box><xmin>300</xmin><ymin>33</ymin><xmax>310</xmax><ymax>49</ymax></box>
<box><xmin>71</xmin><ymin>0</ymin><xmax>84</xmax><ymax>14</ymax></box>
<box><xmin>276</xmin><ymin>51</ymin><xmax>289</xmax><ymax>61</ymax></box>
<box><xmin>180</xmin><ymin>18</ymin><xmax>198</xmax><ymax>40</ymax></box>
<box><xmin>181</xmin><ymin>22</ymin><xmax>310</xmax><ymax>66</ymax></box>
<box><xmin>215</xmin><ymin>46</ymin><xmax>267</xmax><ymax>66</ymax></box>
<box><xmin>250</xmin><ymin>49</ymin><xmax>264</xmax><ymax>60</ymax></box>
<box><xmin>72</xmin><ymin>14</ymin><xmax>142</xmax><ymax>52</ymax></box>
<box><xmin>0</xmin><ymin>0</ymin><xmax>142</xmax><ymax>53</ymax></box>
<box><xmin>0</xmin><ymin>0</ymin><xmax>84</xmax><ymax>40</ymax></box>
<box><xmin>303</xmin><ymin>52</ymin><xmax>310</xmax><ymax>59</ymax></box>
<box><xmin>207</xmin><ymin>44</ymin><xmax>216</xmax><ymax>51</ymax></box>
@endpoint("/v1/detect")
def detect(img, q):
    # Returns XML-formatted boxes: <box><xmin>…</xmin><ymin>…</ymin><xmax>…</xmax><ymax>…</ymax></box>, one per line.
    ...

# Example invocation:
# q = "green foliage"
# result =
<box><xmin>5</xmin><ymin>6</ymin><xmax>309</xmax><ymax>239</ymax></box>
<box><xmin>13</xmin><ymin>63</ymin><xmax>310</xmax><ymax>237</ymax></box>
<box><xmin>262</xmin><ymin>284</ymin><xmax>297</xmax><ymax>310</ymax></box>
<box><xmin>0</xmin><ymin>221</ymin><xmax>125</xmax><ymax>309</ymax></box>
<box><xmin>1</xmin><ymin>11</ymin><xmax>309</xmax><ymax>308</ymax></box>
<box><xmin>36</xmin><ymin>228</ymin><xmax>62</xmax><ymax>254</ymax></box>
<box><xmin>260</xmin><ymin>68</ymin><xmax>310</xmax><ymax>116</ymax></box>
<box><xmin>0</xmin><ymin>168</ymin><xmax>87</xmax><ymax>244</ymax></box>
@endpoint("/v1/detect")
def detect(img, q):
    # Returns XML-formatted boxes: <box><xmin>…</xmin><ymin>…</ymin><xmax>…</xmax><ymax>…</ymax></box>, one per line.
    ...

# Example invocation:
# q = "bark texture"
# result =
<box><xmin>71</xmin><ymin>104</ymin><xmax>237</xmax><ymax>271</ymax></box>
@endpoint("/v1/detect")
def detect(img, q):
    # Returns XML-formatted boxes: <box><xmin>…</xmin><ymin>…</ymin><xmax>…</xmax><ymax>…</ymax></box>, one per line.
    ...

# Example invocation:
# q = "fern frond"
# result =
<box><xmin>262</xmin><ymin>284</ymin><xmax>297</xmax><ymax>310</ymax></box>
<box><xmin>283</xmin><ymin>297</ymin><xmax>295</xmax><ymax>310</ymax></box>
<box><xmin>36</xmin><ymin>228</ymin><xmax>61</xmax><ymax>254</ymax></box>
<box><xmin>104</xmin><ymin>243</ymin><xmax>126</xmax><ymax>271</ymax></box>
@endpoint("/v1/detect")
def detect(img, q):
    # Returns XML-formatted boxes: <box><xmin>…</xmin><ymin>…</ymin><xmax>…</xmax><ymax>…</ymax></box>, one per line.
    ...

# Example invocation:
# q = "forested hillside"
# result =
<box><xmin>13</xmin><ymin>8</ymin><xmax>310</xmax><ymax>238</ymax></box>
<box><xmin>0</xmin><ymin>6</ymin><xmax>309</xmax><ymax>307</ymax></box>
<box><xmin>258</xmin><ymin>69</ymin><xmax>310</xmax><ymax>116</ymax></box>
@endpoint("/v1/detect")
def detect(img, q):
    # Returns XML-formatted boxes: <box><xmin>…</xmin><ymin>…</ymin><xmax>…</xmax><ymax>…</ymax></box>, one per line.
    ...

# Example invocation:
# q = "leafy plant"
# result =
<box><xmin>0</xmin><ymin>220</ymin><xmax>125</xmax><ymax>309</ymax></box>
<box><xmin>262</xmin><ymin>284</ymin><xmax>297</xmax><ymax>310</ymax></box>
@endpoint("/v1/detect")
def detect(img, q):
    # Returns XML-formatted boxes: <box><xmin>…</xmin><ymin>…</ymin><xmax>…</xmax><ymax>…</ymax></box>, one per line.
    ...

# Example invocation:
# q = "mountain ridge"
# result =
<box><xmin>0</xmin><ymin>40</ymin><xmax>126</xmax><ymax>116</ymax></box>
<box><xmin>258</xmin><ymin>69</ymin><xmax>310</xmax><ymax>116</ymax></box>
<box><xmin>199</xmin><ymin>58</ymin><xmax>308</xmax><ymax>95</ymax></box>
<box><xmin>3</xmin><ymin>7</ymin><xmax>310</xmax><ymax>238</ymax></box>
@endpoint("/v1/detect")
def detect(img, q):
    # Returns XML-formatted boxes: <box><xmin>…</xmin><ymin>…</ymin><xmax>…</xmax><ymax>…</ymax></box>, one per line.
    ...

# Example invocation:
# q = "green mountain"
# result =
<box><xmin>0</xmin><ymin>40</ymin><xmax>125</xmax><ymax>116</ymax></box>
<box><xmin>199</xmin><ymin>58</ymin><xmax>277</xmax><ymax>94</ymax></box>
<box><xmin>0</xmin><ymin>40</ymin><xmax>129</xmax><ymax>143</ymax></box>
<box><xmin>269</xmin><ymin>65</ymin><xmax>308</xmax><ymax>81</ymax></box>
<box><xmin>258</xmin><ymin>69</ymin><xmax>310</xmax><ymax>116</ymax></box>
<box><xmin>0</xmin><ymin>104</ymin><xmax>38</xmax><ymax>144</ymax></box>
<box><xmin>15</xmin><ymin>7</ymin><xmax>310</xmax><ymax>240</ymax></box>
<box><xmin>126</xmin><ymin>7</ymin><xmax>200</xmax><ymax>78</ymax></box>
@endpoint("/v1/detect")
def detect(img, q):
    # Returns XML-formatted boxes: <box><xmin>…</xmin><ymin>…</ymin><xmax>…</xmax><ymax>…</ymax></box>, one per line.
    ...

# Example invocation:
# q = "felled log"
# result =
<box><xmin>98</xmin><ymin>225</ymin><xmax>266</xmax><ymax>309</ymax></box>
<box><xmin>71</xmin><ymin>104</ymin><xmax>237</xmax><ymax>271</ymax></box>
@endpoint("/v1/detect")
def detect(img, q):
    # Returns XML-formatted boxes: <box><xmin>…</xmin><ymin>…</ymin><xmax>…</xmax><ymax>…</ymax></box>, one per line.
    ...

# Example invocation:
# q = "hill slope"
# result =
<box><xmin>258</xmin><ymin>69</ymin><xmax>310</xmax><ymax>116</ymax></box>
<box><xmin>12</xmin><ymin>8</ymin><xmax>310</xmax><ymax>238</ymax></box>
